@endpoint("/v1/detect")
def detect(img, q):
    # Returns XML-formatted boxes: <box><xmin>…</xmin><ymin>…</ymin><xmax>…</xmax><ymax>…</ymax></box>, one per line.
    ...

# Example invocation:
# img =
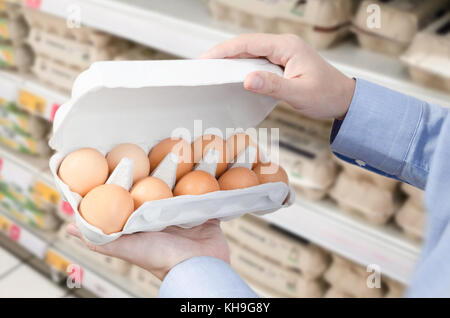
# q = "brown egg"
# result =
<box><xmin>173</xmin><ymin>170</ymin><xmax>220</xmax><ymax>196</ymax></box>
<box><xmin>79</xmin><ymin>184</ymin><xmax>134</xmax><ymax>235</ymax></box>
<box><xmin>226</xmin><ymin>133</ymin><xmax>260</xmax><ymax>167</ymax></box>
<box><xmin>218</xmin><ymin>167</ymin><xmax>260</xmax><ymax>190</ymax></box>
<box><xmin>130</xmin><ymin>176</ymin><xmax>173</xmax><ymax>209</ymax></box>
<box><xmin>58</xmin><ymin>148</ymin><xmax>109</xmax><ymax>197</ymax></box>
<box><xmin>106</xmin><ymin>143</ymin><xmax>150</xmax><ymax>183</ymax></box>
<box><xmin>149</xmin><ymin>138</ymin><xmax>194</xmax><ymax>180</ymax></box>
<box><xmin>253</xmin><ymin>162</ymin><xmax>289</xmax><ymax>185</ymax></box>
<box><xmin>192</xmin><ymin>134</ymin><xmax>228</xmax><ymax>177</ymax></box>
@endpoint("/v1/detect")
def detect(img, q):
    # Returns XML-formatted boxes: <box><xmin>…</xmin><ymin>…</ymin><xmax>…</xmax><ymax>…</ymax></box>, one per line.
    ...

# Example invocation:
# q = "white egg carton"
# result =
<box><xmin>114</xmin><ymin>45</ymin><xmax>175</xmax><ymax>61</ymax></box>
<box><xmin>221</xmin><ymin>215</ymin><xmax>329</xmax><ymax>278</ymax></box>
<box><xmin>401</xmin><ymin>12</ymin><xmax>450</xmax><ymax>93</ymax></box>
<box><xmin>228</xmin><ymin>238</ymin><xmax>325</xmax><ymax>298</ymax></box>
<box><xmin>49</xmin><ymin>59</ymin><xmax>295</xmax><ymax>245</ymax></box>
<box><xmin>56</xmin><ymin>224</ymin><xmax>131</xmax><ymax>276</ymax></box>
<box><xmin>208</xmin><ymin>0</ymin><xmax>357</xmax><ymax>49</ymax></box>
<box><xmin>330</xmin><ymin>171</ymin><xmax>400</xmax><ymax>225</ymax></box>
<box><xmin>352</xmin><ymin>0</ymin><xmax>449</xmax><ymax>56</ymax></box>
<box><xmin>128</xmin><ymin>265</ymin><xmax>161</xmax><ymax>298</ymax></box>
<box><xmin>395</xmin><ymin>198</ymin><xmax>425</xmax><ymax>241</ymax></box>
<box><xmin>324</xmin><ymin>255</ymin><xmax>384</xmax><ymax>298</ymax></box>
<box><xmin>32</xmin><ymin>55</ymin><xmax>82</xmax><ymax>93</ymax></box>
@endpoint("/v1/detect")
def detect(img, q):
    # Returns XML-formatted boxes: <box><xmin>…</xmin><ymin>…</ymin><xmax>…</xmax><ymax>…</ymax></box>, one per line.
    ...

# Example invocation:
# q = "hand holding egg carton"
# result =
<box><xmin>401</xmin><ymin>11</ymin><xmax>450</xmax><ymax>93</ymax></box>
<box><xmin>49</xmin><ymin>59</ymin><xmax>295</xmax><ymax>246</ymax></box>
<box><xmin>395</xmin><ymin>182</ymin><xmax>426</xmax><ymax>240</ymax></box>
<box><xmin>208</xmin><ymin>0</ymin><xmax>357</xmax><ymax>49</ymax></box>
<box><xmin>352</xmin><ymin>0</ymin><xmax>449</xmax><ymax>56</ymax></box>
<box><xmin>330</xmin><ymin>160</ymin><xmax>400</xmax><ymax>225</ymax></box>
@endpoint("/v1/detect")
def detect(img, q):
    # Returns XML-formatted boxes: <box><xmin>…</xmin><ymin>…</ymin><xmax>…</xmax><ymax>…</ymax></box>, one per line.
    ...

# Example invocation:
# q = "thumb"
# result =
<box><xmin>244</xmin><ymin>71</ymin><xmax>294</xmax><ymax>100</ymax></box>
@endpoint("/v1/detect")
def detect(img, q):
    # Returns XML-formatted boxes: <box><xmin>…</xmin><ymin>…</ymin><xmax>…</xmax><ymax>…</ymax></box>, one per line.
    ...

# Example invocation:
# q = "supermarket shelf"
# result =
<box><xmin>35</xmin><ymin>0</ymin><xmax>450</xmax><ymax>108</ymax></box>
<box><xmin>0</xmin><ymin>209</ymin><xmax>136</xmax><ymax>297</ymax></box>
<box><xmin>261</xmin><ymin>196</ymin><xmax>421</xmax><ymax>285</ymax></box>
<box><xmin>0</xmin><ymin>70</ymin><xmax>68</xmax><ymax>122</ymax></box>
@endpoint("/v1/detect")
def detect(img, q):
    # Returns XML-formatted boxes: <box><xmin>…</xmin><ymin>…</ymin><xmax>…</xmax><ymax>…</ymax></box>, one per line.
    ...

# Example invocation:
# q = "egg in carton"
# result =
<box><xmin>222</xmin><ymin>215</ymin><xmax>329</xmax><ymax>279</ymax></box>
<box><xmin>48</xmin><ymin>59</ymin><xmax>295</xmax><ymax>246</ymax></box>
<box><xmin>208</xmin><ymin>0</ymin><xmax>357</xmax><ymax>49</ymax></box>
<box><xmin>56</xmin><ymin>224</ymin><xmax>131</xmax><ymax>276</ymax></box>
<box><xmin>335</xmin><ymin>159</ymin><xmax>399</xmax><ymax>191</ymax></box>
<box><xmin>128</xmin><ymin>265</ymin><xmax>161</xmax><ymax>298</ymax></box>
<box><xmin>323</xmin><ymin>255</ymin><xmax>384</xmax><ymax>298</ymax></box>
<box><xmin>352</xmin><ymin>0</ymin><xmax>449</xmax><ymax>56</ymax></box>
<box><xmin>260</xmin><ymin>117</ymin><xmax>337</xmax><ymax>201</ymax></box>
<box><xmin>401</xmin><ymin>12</ymin><xmax>450</xmax><ymax>93</ymax></box>
<box><xmin>31</xmin><ymin>55</ymin><xmax>82</xmax><ymax>93</ymax></box>
<box><xmin>0</xmin><ymin>103</ymin><xmax>49</xmax><ymax>138</ymax></box>
<box><xmin>0</xmin><ymin>42</ymin><xmax>33</xmax><ymax>72</ymax></box>
<box><xmin>401</xmin><ymin>182</ymin><xmax>424</xmax><ymax>209</ymax></box>
<box><xmin>22</xmin><ymin>8</ymin><xmax>112</xmax><ymax>47</ymax></box>
<box><xmin>228</xmin><ymin>238</ymin><xmax>325</xmax><ymax>298</ymax></box>
<box><xmin>395</xmin><ymin>198</ymin><xmax>425</xmax><ymax>241</ymax></box>
<box><xmin>330</xmin><ymin>171</ymin><xmax>400</xmax><ymax>225</ymax></box>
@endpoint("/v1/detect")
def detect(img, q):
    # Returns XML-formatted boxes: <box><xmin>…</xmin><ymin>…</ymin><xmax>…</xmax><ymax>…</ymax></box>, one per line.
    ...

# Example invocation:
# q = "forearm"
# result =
<box><xmin>158</xmin><ymin>256</ymin><xmax>258</xmax><ymax>298</ymax></box>
<box><xmin>330</xmin><ymin>78</ymin><xmax>448</xmax><ymax>189</ymax></box>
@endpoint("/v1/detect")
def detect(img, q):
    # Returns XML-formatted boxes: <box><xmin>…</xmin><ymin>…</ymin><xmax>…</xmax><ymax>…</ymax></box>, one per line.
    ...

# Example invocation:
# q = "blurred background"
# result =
<box><xmin>0</xmin><ymin>0</ymin><xmax>449</xmax><ymax>298</ymax></box>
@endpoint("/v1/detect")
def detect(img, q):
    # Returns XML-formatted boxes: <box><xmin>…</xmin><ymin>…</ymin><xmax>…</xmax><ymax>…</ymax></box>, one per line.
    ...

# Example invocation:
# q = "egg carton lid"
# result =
<box><xmin>49</xmin><ymin>59</ymin><xmax>283</xmax><ymax>155</ymax></box>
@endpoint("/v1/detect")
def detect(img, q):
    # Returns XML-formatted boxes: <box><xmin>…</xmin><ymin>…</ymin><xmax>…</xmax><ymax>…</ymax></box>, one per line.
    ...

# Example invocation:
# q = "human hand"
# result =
<box><xmin>200</xmin><ymin>33</ymin><xmax>356</xmax><ymax>120</ymax></box>
<box><xmin>66</xmin><ymin>219</ymin><xmax>229</xmax><ymax>281</ymax></box>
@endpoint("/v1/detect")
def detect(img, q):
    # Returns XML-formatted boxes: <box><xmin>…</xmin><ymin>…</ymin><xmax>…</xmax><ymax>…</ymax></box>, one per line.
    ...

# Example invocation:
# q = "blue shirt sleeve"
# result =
<box><xmin>158</xmin><ymin>256</ymin><xmax>258</xmax><ymax>298</ymax></box>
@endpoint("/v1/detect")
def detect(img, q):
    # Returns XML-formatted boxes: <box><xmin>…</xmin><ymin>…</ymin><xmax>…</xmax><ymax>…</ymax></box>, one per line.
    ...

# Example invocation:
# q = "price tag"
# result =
<box><xmin>33</xmin><ymin>180</ymin><xmax>61</xmax><ymax>205</ymax></box>
<box><xmin>46</xmin><ymin>249</ymin><xmax>72</xmax><ymax>273</ymax></box>
<box><xmin>9</xmin><ymin>224</ymin><xmax>21</xmax><ymax>242</ymax></box>
<box><xmin>61</xmin><ymin>201</ymin><xmax>74</xmax><ymax>217</ymax></box>
<box><xmin>50</xmin><ymin>103</ymin><xmax>60</xmax><ymax>122</ymax></box>
<box><xmin>0</xmin><ymin>214</ymin><xmax>11</xmax><ymax>232</ymax></box>
<box><xmin>18</xmin><ymin>89</ymin><xmax>46</xmax><ymax>115</ymax></box>
<box><xmin>25</xmin><ymin>0</ymin><xmax>42</xmax><ymax>9</ymax></box>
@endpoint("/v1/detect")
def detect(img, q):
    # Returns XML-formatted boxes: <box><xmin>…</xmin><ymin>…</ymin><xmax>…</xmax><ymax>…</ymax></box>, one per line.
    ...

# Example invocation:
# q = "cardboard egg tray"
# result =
<box><xmin>401</xmin><ymin>182</ymin><xmax>424</xmax><ymax>209</ymax></box>
<box><xmin>228</xmin><ymin>238</ymin><xmax>325</xmax><ymax>298</ymax></box>
<box><xmin>352</xmin><ymin>0</ymin><xmax>449</xmax><ymax>56</ymax></box>
<box><xmin>336</xmin><ymin>159</ymin><xmax>399</xmax><ymax>191</ymax></box>
<box><xmin>323</xmin><ymin>255</ymin><xmax>384</xmax><ymax>298</ymax></box>
<box><xmin>330</xmin><ymin>171</ymin><xmax>400</xmax><ymax>225</ymax></box>
<box><xmin>384</xmin><ymin>277</ymin><xmax>405</xmax><ymax>298</ymax></box>
<box><xmin>395</xmin><ymin>198</ymin><xmax>424</xmax><ymax>240</ymax></box>
<box><xmin>0</xmin><ymin>42</ymin><xmax>33</xmax><ymax>72</ymax></box>
<box><xmin>56</xmin><ymin>224</ymin><xmax>131</xmax><ymax>276</ymax></box>
<box><xmin>323</xmin><ymin>287</ymin><xmax>354</xmax><ymax>298</ymax></box>
<box><xmin>260</xmin><ymin>116</ymin><xmax>337</xmax><ymax>201</ymax></box>
<box><xmin>0</xmin><ymin>15</ymin><xmax>28</xmax><ymax>44</ymax></box>
<box><xmin>0</xmin><ymin>102</ymin><xmax>50</xmax><ymax>138</ymax></box>
<box><xmin>0</xmin><ymin>0</ymin><xmax>22</xmax><ymax>20</ymax></box>
<box><xmin>401</xmin><ymin>12</ymin><xmax>450</xmax><ymax>93</ymax></box>
<box><xmin>222</xmin><ymin>215</ymin><xmax>329</xmax><ymax>278</ymax></box>
<box><xmin>208</xmin><ymin>0</ymin><xmax>357</xmax><ymax>49</ymax></box>
<box><xmin>128</xmin><ymin>265</ymin><xmax>161</xmax><ymax>298</ymax></box>
<box><xmin>49</xmin><ymin>59</ymin><xmax>295</xmax><ymax>245</ymax></box>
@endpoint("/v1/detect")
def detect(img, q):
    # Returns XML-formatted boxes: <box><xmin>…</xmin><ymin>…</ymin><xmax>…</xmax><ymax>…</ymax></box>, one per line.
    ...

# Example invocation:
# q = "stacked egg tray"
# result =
<box><xmin>22</xmin><ymin>9</ymin><xmax>131</xmax><ymax>92</ymax></box>
<box><xmin>259</xmin><ymin>108</ymin><xmax>336</xmax><ymax>201</ymax></box>
<box><xmin>323</xmin><ymin>254</ymin><xmax>405</xmax><ymax>298</ymax></box>
<box><xmin>401</xmin><ymin>11</ymin><xmax>450</xmax><ymax>93</ymax></box>
<box><xmin>0</xmin><ymin>1</ymin><xmax>33</xmax><ymax>72</ymax></box>
<box><xmin>207</xmin><ymin>0</ymin><xmax>358</xmax><ymax>49</ymax></box>
<box><xmin>352</xmin><ymin>0</ymin><xmax>450</xmax><ymax>56</ymax></box>
<box><xmin>395</xmin><ymin>183</ymin><xmax>425</xmax><ymax>241</ymax></box>
<box><xmin>0</xmin><ymin>101</ymin><xmax>52</xmax><ymax>156</ymax></box>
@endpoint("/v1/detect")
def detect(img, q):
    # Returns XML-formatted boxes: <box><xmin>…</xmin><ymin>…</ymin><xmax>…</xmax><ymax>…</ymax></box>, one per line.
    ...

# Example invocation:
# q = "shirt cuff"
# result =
<box><xmin>158</xmin><ymin>256</ymin><xmax>258</xmax><ymax>298</ymax></box>
<box><xmin>330</xmin><ymin>78</ymin><xmax>424</xmax><ymax>179</ymax></box>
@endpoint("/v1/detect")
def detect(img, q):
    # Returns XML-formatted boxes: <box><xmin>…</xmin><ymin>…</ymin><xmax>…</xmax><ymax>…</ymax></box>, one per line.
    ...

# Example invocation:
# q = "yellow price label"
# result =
<box><xmin>0</xmin><ymin>214</ymin><xmax>11</xmax><ymax>232</ymax></box>
<box><xmin>18</xmin><ymin>90</ymin><xmax>46</xmax><ymax>115</ymax></box>
<box><xmin>33</xmin><ymin>181</ymin><xmax>61</xmax><ymax>205</ymax></box>
<box><xmin>45</xmin><ymin>249</ymin><xmax>72</xmax><ymax>273</ymax></box>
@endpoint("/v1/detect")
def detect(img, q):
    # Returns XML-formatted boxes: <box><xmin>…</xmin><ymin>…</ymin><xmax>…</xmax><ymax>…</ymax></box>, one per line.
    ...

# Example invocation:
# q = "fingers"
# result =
<box><xmin>200</xmin><ymin>33</ymin><xmax>300</xmax><ymax>66</ymax></box>
<box><xmin>66</xmin><ymin>223</ymin><xmax>112</xmax><ymax>255</ymax></box>
<box><xmin>244</xmin><ymin>71</ymin><xmax>298</xmax><ymax>101</ymax></box>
